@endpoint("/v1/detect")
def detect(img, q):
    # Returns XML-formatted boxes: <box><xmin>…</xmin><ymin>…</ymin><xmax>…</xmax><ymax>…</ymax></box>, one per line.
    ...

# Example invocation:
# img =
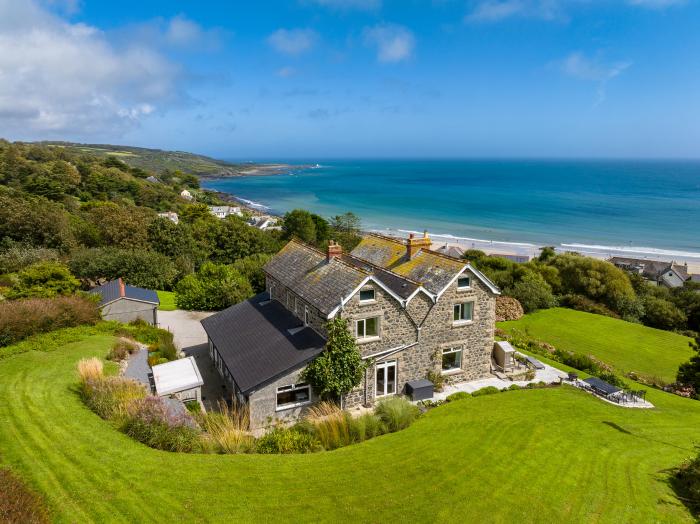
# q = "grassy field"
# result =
<box><xmin>499</xmin><ymin>308</ymin><xmax>695</xmax><ymax>383</ymax></box>
<box><xmin>1</xmin><ymin>334</ymin><xmax>699</xmax><ymax>522</ymax></box>
<box><xmin>156</xmin><ymin>290</ymin><xmax>177</xmax><ymax>311</ymax></box>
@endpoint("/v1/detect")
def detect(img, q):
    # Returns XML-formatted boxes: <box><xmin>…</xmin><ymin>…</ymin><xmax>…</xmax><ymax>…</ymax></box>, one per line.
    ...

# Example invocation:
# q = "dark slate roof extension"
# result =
<box><xmin>201</xmin><ymin>293</ymin><xmax>326</xmax><ymax>394</ymax></box>
<box><xmin>89</xmin><ymin>278</ymin><xmax>159</xmax><ymax>306</ymax></box>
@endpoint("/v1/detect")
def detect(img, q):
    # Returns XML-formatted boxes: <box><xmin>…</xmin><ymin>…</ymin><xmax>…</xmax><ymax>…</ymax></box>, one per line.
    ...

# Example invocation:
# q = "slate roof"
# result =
<box><xmin>609</xmin><ymin>257</ymin><xmax>690</xmax><ymax>281</ymax></box>
<box><xmin>200</xmin><ymin>293</ymin><xmax>326</xmax><ymax>394</ymax></box>
<box><xmin>263</xmin><ymin>240</ymin><xmax>369</xmax><ymax>316</ymax></box>
<box><xmin>351</xmin><ymin>234</ymin><xmax>469</xmax><ymax>295</ymax></box>
<box><xmin>340</xmin><ymin>254</ymin><xmax>420</xmax><ymax>300</ymax></box>
<box><xmin>89</xmin><ymin>279</ymin><xmax>159</xmax><ymax>307</ymax></box>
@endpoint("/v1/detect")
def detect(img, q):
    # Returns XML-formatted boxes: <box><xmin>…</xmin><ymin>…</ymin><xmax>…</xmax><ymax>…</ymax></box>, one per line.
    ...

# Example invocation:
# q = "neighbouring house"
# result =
<box><xmin>489</xmin><ymin>253</ymin><xmax>530</xmax><ymax>263</ymax></box>
<box><xmin>201</xmin><ymin>231</ymin><xmax>500</xmax><ymax>432</ymax></box>
<box><xmin>434</xmin><ymin>244</ymin><xmax>465</xmax><ymax>259</ymax></box>
<box><xmin>89</xmin><ymin>278</ymin><xmax>160</xmax><ymax>325</ymax></box>
<box><xmin>151</xmin><ymin>357</ymin><xmax>204</xmax><ymax>404</ymax></box>
<box><xmin>180</xmin><ymin>189</ymin><xmax>193</xmax><ymax>201</ymax></box>
<box><xmin>146</xmin><ymin>175</ymin><xmax>161</xmax><ymax>184</ymax></box>
<box><xmin>157</xmin><ymin>211</ymin><xmax>179</xmax><ymax>224</ymax></box>
<box><xmin>609</xmin><ymin>256</ymin><xmax>691</xmax><ymax>288</ymax></box>
<box><xmin>248</xmin><ymin>215</ymin><xmax>279</xmax><ymax>230</ymax></box>
<box><xmin>209</xmin><ymin>205</ymin><xmax>242</xmax><ymax>219</ymax></box>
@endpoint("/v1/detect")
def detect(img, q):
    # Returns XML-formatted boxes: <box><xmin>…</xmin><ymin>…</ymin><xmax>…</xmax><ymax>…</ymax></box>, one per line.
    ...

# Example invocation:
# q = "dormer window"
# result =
<box><xmin>359</xmin><ymin>288</ymin><xmax>375</xmax><ymax>303</ymax></box>
<box><xmin>457</xmin><ymin>276</ymin><xmax>471</xmax><ymax>289</ymax></box>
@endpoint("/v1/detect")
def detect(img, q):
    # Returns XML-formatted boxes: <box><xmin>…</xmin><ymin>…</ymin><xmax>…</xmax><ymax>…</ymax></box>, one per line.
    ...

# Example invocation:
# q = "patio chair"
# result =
<box><xmin>568</xmin><ymin>372</ymin><xmax>578</xmax><ymax>383</ymax></box>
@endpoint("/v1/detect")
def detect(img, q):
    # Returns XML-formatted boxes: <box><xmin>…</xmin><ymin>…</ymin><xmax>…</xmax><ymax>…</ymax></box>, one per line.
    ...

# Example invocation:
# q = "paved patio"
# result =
<box><xmin>158</xmin><ymin>310</ymin><xmax>213</xmax><ymax>351</ymax></box>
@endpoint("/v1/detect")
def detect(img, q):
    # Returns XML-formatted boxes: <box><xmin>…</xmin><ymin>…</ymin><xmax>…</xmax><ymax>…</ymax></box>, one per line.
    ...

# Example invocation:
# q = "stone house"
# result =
<box><xmin>201</xmin><ymin>232</ymin><xmax>500</xmax><ymax>432</ymax></box>
<box><xmin>609</xmin><ymin>256</ymin><xmax>691</xmax><ymax>288</ymax></box>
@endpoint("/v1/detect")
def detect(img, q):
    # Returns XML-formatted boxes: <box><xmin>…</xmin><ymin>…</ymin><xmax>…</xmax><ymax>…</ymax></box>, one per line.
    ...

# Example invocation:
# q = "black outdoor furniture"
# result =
<box><xmin>568</xmin><ymin>372</ymin><xmax>579</xmax><ymax>382</ymax></box>
<box><xmin>406</xmin><ymin>379</ymin><xmax>434</xmax><ymax>401</ymax></box>
<box><xmin>583</xmin><ymin>377</ymin><xmax>621</xmax><ymax>397</ymax></box>
<box><xmin>525</xmin><ymin>355</ymin><xmax>545</xmax><ymax>370</ymax></box>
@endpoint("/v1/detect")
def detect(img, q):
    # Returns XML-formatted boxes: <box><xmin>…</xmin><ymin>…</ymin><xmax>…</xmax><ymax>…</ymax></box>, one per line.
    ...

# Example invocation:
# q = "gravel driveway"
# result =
<box><xmin>158</xmin><ymin>310</ymin><xmax>214</xmax><ymax>351</ymax></box>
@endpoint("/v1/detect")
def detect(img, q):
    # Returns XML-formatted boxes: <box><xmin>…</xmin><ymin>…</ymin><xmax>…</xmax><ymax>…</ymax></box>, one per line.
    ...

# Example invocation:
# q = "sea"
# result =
<box><xmin>203</xmin><ymin>159</ymin><xmax>700</xmax><ymax>263</ymax></box>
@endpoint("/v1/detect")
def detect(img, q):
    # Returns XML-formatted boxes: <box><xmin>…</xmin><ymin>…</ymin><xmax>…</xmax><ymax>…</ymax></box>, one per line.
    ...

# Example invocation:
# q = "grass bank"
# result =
<box><xmin>156</xmin><ymin>290</ymin><xmax>177</xmax><ymax>311</ymax></box>
<box><xmin>499</xmin><ymin>308</ymin><xmax>694</xmax><ymax>383</ymax></box>
<box><xmin>1</xmin><ymin>334</ymin><xmax>699</xmax><ymax>522</ymax></box>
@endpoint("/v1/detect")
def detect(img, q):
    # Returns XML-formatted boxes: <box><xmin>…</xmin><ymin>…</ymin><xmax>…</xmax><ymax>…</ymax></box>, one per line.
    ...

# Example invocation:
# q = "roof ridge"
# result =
<box><xmin>286</xmin><ymin>238</ymin><xmax>370</xmax><ymax>276</ymax></box>
<box><xmin>422</xmin><ymin>247</ymin><xmax>468</xmax><ymax>265</ymax></box>
<box><xmin>366</xmin><ymin>232</ymin><xmax>407</xmax><ymax>246</ymax></box>
<box><xmin>341</xmin><ymin>252</ymin><xmax>423</xmax><ymax>287</ymax></box>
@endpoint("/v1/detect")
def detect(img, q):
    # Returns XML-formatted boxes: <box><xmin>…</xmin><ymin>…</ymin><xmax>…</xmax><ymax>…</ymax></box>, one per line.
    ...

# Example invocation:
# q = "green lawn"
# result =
<box><xmin>156</xmin><ymin>290</ymin><xmax>177</xmax><ymax>311</ymax></box>
<box><xmin>1</xmin><ymin>335</ymin><xmax>699</xmax><ymax>522</ymax></box>
<box><xmin>499</xmin><ymin>308</ymin><xmax>695</xmax><ymax>383</ymax></box>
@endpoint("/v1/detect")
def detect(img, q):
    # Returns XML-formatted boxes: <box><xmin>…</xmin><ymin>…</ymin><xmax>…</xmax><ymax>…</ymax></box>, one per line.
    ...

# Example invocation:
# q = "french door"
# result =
<box><xmin>375</xmin><ymin>360</ymin><xmax>397</xmax><ymax>397</ymax></box>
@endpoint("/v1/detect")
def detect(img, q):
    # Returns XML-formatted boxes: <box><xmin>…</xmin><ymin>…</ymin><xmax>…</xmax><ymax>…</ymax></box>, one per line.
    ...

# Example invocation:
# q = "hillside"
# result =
<box><xmin>498</xmin><ymin>308</ymin><xmax>694</xmax><ymax>383</ymax></box>
<box><xmin>37</xmin><ymin>141</ymin><xmax>261</xmax><ymax>177</ymax></box>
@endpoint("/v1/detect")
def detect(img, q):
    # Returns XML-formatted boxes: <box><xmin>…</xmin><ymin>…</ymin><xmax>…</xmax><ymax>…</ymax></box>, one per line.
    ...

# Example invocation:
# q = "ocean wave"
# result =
<box><xmin>561</xmin><ymin>243</ymin><xmax>700</xmax><ymax>260</ymax></box>
<box><xmin>235</xmin><ymin>197</ymin><xmax>270</xmax><ymax>210</ymax></box>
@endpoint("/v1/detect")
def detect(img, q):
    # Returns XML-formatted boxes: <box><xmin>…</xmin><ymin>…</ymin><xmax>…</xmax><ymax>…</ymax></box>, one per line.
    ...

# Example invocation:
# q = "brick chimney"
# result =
<box><xmin>407</xmin><ymin>230</ymin><xmax>431</xmax><ymax>259</ymax></box>
<box><xmin>118</xmin><ymin>277</ymin><xmax>126</xmax><ymax>297</ymax></box>
<box><xmin>327</xmin><ymin>240</ymin><xmax>342</xmax><ymax>262</ymax></box>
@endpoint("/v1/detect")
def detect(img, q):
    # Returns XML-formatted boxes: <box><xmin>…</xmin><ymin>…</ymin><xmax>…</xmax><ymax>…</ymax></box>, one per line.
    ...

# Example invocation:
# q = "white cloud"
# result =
<box><xmin>363</xmin><ymin>24</ymin><xmax>415</xmax><ymax>63</ymax></box>
<box><xmin>276</xmin><ymin>66</ymin><xmax>298</xmax><ymax>78</ymax></box>
<box><xmin>627</xmin><ymin>0</ymin><xmax>686</xmax><ymax>8</ymax></box>
<box><xmin>0</xmin><ymin>0</ymin><xmax>184</xmax><ymax>138</ymax></box>
<box><xmin>267</xmin><ymin>28</ymin><xmax>318</xmax><ymax>56</ymax></box>
<box><xmin>559</xmin><ymin>52</ymin><xmax>631</xmax><ymax>104</ymax></box>
<box><xmin>466</xmin><ymin>0</ymin><xmax>563</xmax><ymax>22</ymax></box>
<box><xmin>304</xmin><ymin>0</ymin><xmax>381</xmax><ymax>10</ymax></box>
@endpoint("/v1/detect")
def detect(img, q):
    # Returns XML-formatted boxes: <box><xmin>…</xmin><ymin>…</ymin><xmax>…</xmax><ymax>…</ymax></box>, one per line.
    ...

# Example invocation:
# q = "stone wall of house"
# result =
<box><xmin>265</xmin><ymin>274</ymin><xmax>328</xmax><ymax>337</ymax></box>
<box><xmin>247</xmin><ymin>365</ymin><xmax>319</xmax><ymax>435</ymax></box>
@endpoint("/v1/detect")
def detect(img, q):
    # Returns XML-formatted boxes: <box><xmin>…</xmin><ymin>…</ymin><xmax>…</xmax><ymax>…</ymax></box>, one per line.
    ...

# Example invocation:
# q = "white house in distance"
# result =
<box><xmin>209</xmin><ymin>205</ymin><xmax>242</xmax><ymax>219</ymax></box>
<box><xmin>157</xmin><ymin>211</ymin><xmax>179</xmax><ymax>224</ymax></box>
<box><xmin>180</xmin><ymin>189</ymin><xmax>193</xmax><ymax>201</ymax></box>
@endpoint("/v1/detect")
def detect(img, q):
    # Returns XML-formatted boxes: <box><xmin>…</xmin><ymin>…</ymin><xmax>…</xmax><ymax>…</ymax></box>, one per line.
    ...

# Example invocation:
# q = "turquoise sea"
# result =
<box><xmin>203</xmin><ymin>160</ymin><xmax>700</xmax><ymax>259</ymax></box>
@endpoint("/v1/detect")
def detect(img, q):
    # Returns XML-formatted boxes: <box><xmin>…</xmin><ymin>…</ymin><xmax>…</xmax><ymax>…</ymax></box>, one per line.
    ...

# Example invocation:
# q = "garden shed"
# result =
<box><xmin>151</xmin><ymin>357</ymin><xmax>204</xmax><ymax>403</ymax></box>
<box><xmin>89</xmin><ymin>278</ymin><xmax>159</xmax><ymax>325</ymax></box>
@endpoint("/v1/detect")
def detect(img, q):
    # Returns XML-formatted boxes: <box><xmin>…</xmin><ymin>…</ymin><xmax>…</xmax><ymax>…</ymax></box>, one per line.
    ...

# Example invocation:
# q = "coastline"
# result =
<box><xmin>200</xmin><ymin>163</ymin><xmax>314</xmax><ymax>179</ymax></box>
<box><xmin>203</xmin><ymin>169</ymin><xmax>700</xmax><ymax>275</ymax></box>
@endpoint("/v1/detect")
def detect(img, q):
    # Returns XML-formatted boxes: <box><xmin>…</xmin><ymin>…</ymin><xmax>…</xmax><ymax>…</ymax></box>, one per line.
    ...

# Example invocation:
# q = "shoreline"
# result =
<box><xmin>203</xmin><ymin>174</ymin><xmax>700</xmax><ymax>275</ymax></box>
<box><xmin>200</xmin><ymin>163</ymin><xmax>314</xmax><ymax>179</ymax></box>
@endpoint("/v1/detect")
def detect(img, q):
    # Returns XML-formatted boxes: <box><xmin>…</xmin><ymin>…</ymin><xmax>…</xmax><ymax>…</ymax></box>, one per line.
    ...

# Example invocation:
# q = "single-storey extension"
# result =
<box><xmin>89</xmin><ymin>278</ymin><xmax>160</xmax><ymax>325</ymax></box>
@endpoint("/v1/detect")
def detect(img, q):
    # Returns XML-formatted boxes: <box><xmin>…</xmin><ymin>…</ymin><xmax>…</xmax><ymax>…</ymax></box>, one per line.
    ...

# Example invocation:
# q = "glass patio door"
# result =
<box><xmin>376</xmin><ymin>360</ymin><xmax>397</xmax><ymax>397</ymax></box>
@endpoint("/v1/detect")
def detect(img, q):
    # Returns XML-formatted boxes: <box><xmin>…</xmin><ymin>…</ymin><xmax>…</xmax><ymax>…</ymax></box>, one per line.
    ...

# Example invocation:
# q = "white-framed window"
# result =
<box><xmin>457</xmin><ymin>276</ymin><xmax>471</xmax><ymax>289</ymax></box>
<box><xmin>375</xmin><ymin>360</ymin><xmax>397</xmax><ymax>397</ymax></box>
<box><xmin>286</xmin><ymin>291</ymin><xmax>291</xmax><ymax>309</ymax></box>
<box><xmin>269</xmin><ymin>283</ymin><xmax>274</xmax><ymax>300</ymax></box>
<box><xmin>356</xmin><ymin>317</ymin><xmax>379</xmax><ymax>339</ymax></box>
<box><xmin>359</xmin><ymin>288</ymin><xmax>375</xmax><ymax>303</ymax></box>
<box><xmin>442</xmin><ymin>347</ymin><xmax>463</xmax><ymax>372</ymax></box>
<box><xmin>453</xmin><ymin>302</ymin><xmax>474</xmax><ymax>323</ymax></box>
<box><xmin>294</xmin><ymin>297</ymin><xmax>299</xmax><ymax>316</ymax></box>
<box><xmin>304</xmin><ymin>306</ymin><xmax>310</xmax><ymax>326</ymax></box>
<box><xmin>276</xmin><ymin>383</ymin><xmax>311</xmax><ymax>410</ymax></box>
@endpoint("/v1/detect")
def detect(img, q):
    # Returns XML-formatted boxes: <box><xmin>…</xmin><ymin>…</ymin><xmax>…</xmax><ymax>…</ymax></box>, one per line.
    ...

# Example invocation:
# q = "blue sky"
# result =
<box><xmin>0</xmin><ymin>0</ymin><xmax>698</xmax><ymax>158</ymax></box>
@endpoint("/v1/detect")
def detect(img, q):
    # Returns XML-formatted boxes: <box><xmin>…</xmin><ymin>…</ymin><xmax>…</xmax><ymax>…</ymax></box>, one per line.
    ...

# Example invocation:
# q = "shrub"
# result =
<box><xmin>121</xmin><ymin>396</ymin><xmax>201</xmax><ymax>452</ymax></box>
<box><xmin>506</xmin><ymin>273</ymin><xmax>556</xmax><ymax>313</ymax></box>
<box><xmin>80</xmin><ymin>375</ymin><xmax>146</xmax><ymax>420</ymax></box>
<box><xmin>77</xmin><ymin>357</ymin><xmax>103</xmax><ymax>383</ymax></box>
<box><xmin>148</xmin><ymin>331</ymin><xmax>177</xmax><ymax>362</ymax></box>
<box><xmin>0</xmin><ymin>295</ymin><xmax>100</xmax><ymax>347</ymax></box>
<box><xmin>560</xmin><ymin>294</ymin><xmax>620</xmax><ymax>319</ymax></box>
<box><xmin>0</xmin><ymin>244</ymin><xmax>59</xmax><ymax>274</ymax></box>
<box><xmin>0</xmin><ymin>467</ymin><xmax>49</xmax><ymax>524</ymax></box>
<box><xmin>4</xmin><ymin>261</ymin><xmax>80</xmax><ymax>299</ymax></box>
<box><xmin>446</xmin><ymin>391</ymin><xmax>471</xmax><ymax>402</ymax></box>
<box><xmin>300</xmin><ymin>402</ymin><xmax>352</xmax><ymax>450</ymax></box>
<box><xmin>199</xmin><ymin>401</ymin><xmax>254</xmax><ymax>454</ymax></box>
<box><xmin>107</xmin><ymin>339</ymin><xmax>138</xmax><ymax>361</ymax></box>
<box><xmin>495</xmin><ymin>296</ymin><xmax>525</xmax><ymax>322</ymax></box>
<box><xmin>471</xmin><ymin>386</ymin><xmax>501</xmax><ymax>397</ymax></box>
<box><xmin>255</xmin><ymin>427</ymin><xmax>320</xmax><ymax>454</ymax></box>
<box><xmin>348</xmin><ymin>412</ymin><xmax>385</xmax><ymax>442</ymax></box>
<box><xmin>507</xmin><ymin>384</ymin><xmax>521</xmax><ymax>391</ymax></box>
<box><xmin>374</xmin><ymin>396</ymin><xmax>420</xmax><ymax>432</ymax></box>
<box><xmin>642</xmin><ymin>296</ymin><xmax>687</xmax><ymax>331</ymax></box>
<box><xmin>175</xmin><ymin>262</ymin><xmax>253</xmax><ymax>311</ymax></box>
<box><xmin>672</xmin><ymin>449</ymin><xmax>700</xmax><ymax>518</ymax></box>
<box><xmin>426</xmin><ymin>370</ymin><xmax>445</xmax><ymax>392</ymax></box>
<box><xmin>114</xmin><ymin>319</ymin><xmax>168</xmax><ymax>345</ymax></box>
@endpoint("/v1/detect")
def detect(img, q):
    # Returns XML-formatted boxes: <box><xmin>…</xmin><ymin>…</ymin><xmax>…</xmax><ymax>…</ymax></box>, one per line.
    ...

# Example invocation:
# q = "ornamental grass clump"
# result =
<box><xmin>255</xmin><ymin>427</ymin><xmax>320</xmax><ymax>454</ymax></box>
<box><xmin>348</xmin><ymin>412</ymin><xmax>385</xmax><ymax>443</ymax></box>
<box><xmin>300</xmin><ymin>401</ymin><xmax>353</xmax><ymax>450</ymax></box>
<box><xmin>374</xmin><ymin>396</ymin><xmax>420</xmax><ymax>433</ymax></box>
<box><xmin>121</xmin><ymin>395</ymin><xmax>201</xmax><ymax>452</ymax></box>
<box><xmin>200</xmin><ymin>401</ymin><xmax>254</xmax><ymax>454</ymax></box>
<box><xmin>107</xmin><ymin>338</ymin><xmax>138</xmax><ymax>362</ymax></box>
<box><xmin>81</xmin><ymin>375</ymin><xmax>147</xmax><ymax>421</ymax></box>
<box><xmin>0</xmin><ymin>467</ymin><xmax>49</xmax><ymax>524</ymax></box>
<box><xmin>77</xmin><ymin>357</ymin><xmax>103</xmax><ymax>383</ymax></box>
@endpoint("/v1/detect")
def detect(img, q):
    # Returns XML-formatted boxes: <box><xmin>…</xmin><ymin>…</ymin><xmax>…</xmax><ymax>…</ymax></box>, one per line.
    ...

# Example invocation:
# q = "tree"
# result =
<box><xmin>677</xmin><ymin>336</ymin><xmax>700</xmax><ymax>397</ymax></box>
<box><xmin>213</xmin><ymin>218</ymin><xmax>280</xmax><ymax>263</ymax></box>
<box><xmin>283</xmin><ymin>209</ymin><xmax>317</xmax><ymax>244</ymax></box>
<box><xmin>301</xmin><ymin>317</ymin><xmax>368</xmax><ymax>401</ymax></box>
<box><xmin>83</xmin><ymin>202</ymin><xmax>154</xmax><ymax>249</ymax></box>
<box><xmin>174</xmin><ymin>262</ymin><xmax>253</xmax><ymax>310</ymax></box>
<box><xmin>5</xmin><ymin>261</ymin><xmax>80</xmax><ymax>299</ymax></box>
<box><xmin>538</xmin><ymin>246</ymin><xmax>556</xmax><ymax>262</ymax></box>
<box><xmin>231</xmin><ymin>253</ymin><xmax>272</xmax><ymax>293</ymax></box>
<box><xmin>69</xmin><ymin>248</ymin><xmax>178</xmax><ymax>290</ymax></box>
<box><xmin>641</xmin><ymin>296</ymin><xmax>687</xmax><ymax>331</ymax></box>
<box><xmin>505</xmin><ymin>272</ymin><xmax>556</xmax><ymax>313</ymax></box>
<box><xmin>329</xmin><ymin>212</ymin><xmax>362</xmax><ymax>251</ymax></box>
<box><xmin>0</xmin><ymin>191</ymin><xmax>75</xmax><ymax>251</ymax></box>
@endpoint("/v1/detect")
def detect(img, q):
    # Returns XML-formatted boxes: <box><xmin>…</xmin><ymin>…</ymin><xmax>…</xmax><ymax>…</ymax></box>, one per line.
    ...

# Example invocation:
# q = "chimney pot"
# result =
<box><xmin>118</xmin><ymin>278</ymin><xmax>126</xmax><ymax>298</ymax></box>
<box><xmin>327</xmin><ymin>240</ymin><xmax>342</xmax><ymax>262</ymax></box>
